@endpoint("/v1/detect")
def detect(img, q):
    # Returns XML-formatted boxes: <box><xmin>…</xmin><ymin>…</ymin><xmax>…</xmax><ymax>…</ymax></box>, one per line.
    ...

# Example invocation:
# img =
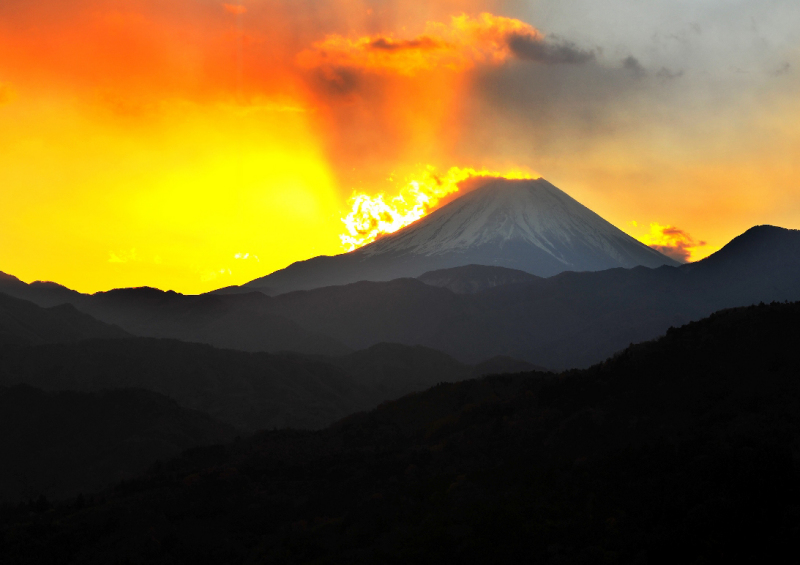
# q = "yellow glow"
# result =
<box><xmin>634</xmin><ymin>223</ymin><xmax>707</xmax><ymax>263</ymax></box>
<box><xmin>297</xmin><ymin>13</ymin><xmax>543</xmax><ymax>75</ymax></box>
<box><xmin>340</xmin><ymin>166</ymin><xmax>538</xmax><ymax>250</ymax></box>
<box><xmin>2</xmin><ymin>2</ymin><xmax>798</xmax><ymax>293</ymax></box>
<box><xmin>0</xmin><ymin>93</ymin><xmax>342</xmax><ymax>294</ymax></box>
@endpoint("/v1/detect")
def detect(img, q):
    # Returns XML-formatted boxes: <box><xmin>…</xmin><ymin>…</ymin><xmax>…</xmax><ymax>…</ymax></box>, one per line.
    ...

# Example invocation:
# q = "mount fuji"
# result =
<box><xmin>239</xmin><ymin>178</ymin><xmax>678</xmax><ymax>295</ymax></box>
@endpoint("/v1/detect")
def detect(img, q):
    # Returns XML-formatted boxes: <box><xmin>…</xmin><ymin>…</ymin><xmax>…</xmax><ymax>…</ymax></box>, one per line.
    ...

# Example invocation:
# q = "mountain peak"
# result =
<box><xmin>242</xmin><ymin>177</ymin><xmax>677</xmax><ymax>295</ymax></box>
<box><xmin>358</xmin><ymin>178</ymin><xmax>666</xmax><ymax>269</ymax></box>
<box><xmin>683</xmin><ymin>224</ymin><xmax>800</xmax><ymax>275</ymax></box>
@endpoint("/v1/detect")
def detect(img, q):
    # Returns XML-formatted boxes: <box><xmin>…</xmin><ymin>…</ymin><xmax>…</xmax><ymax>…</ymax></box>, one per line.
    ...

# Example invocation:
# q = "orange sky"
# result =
<box><xmin>1</xmin><ymin>0</ymin><xmax>798</xmax><ymax>293</ymax></box>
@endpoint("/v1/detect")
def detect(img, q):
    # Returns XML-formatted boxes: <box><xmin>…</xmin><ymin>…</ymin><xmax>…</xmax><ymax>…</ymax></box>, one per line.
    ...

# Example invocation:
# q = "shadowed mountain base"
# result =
<box><xmin>2</xmin><ymin>301</ymin><xmax>799</xmax><ymax>563</ymax></box>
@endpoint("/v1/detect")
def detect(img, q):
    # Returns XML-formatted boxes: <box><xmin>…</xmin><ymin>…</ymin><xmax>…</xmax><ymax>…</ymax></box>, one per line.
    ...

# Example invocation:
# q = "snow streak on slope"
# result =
<box><xmin>340</xmin><ymin>167</ymin><xmax>537</xmax><ymax>251</ymax></box>
<box><xmin>241</xmin><ymin>177</ymin><xmax>677</xmax><ymax>295</ymax></box>
<box><xmin>359</xmin><ymin>178</ymin><xmax>669</xmax><ymax>270</ymax></box>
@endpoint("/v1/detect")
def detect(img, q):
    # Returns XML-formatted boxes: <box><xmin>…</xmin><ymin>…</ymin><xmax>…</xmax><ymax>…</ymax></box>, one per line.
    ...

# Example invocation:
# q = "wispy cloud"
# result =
<box><xmin>108</xmin><ymin>249</ymin><xmax>140</xmax><ymax>264</ymax></box>
<box><xmin>640</xmin><ymin>223</ymin><xmax>706</xmax><ymax>263</ymax></box>
<box><xmin>234</xmin><ymin>252</ymin><xmax>259</xmax><ymax>262</ymax></box>
<box><xmin>222</xmin><ymin>4</ymin><xmax>247</xmax><ymax>16</ymax></box>
<box><xmin>297</xmin><ymin>13</ymin><xmax>593</xmax><ymax>76</ymax></box>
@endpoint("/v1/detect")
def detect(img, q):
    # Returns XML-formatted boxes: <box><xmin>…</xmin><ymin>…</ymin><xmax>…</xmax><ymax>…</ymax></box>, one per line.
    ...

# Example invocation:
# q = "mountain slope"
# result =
<box><xmin>77</xmin><ymin>288</ymin><xmax>351</xmax><ymax>356</ymax></box>
<box><xmin>0</xmin><ymin>385</ymin><xmax>236</xmax><ymax>503</ymax></box>
<box><xmin>5</xmin><ymin>301</ymin><xmax>800</xmax><ymax>563</ymax></box>
<box><xmin>0</xmin><ymin>282</ymin><xmax>351</xmax><ymax>357</ymax></box>
<box><xmin>0</xmin><ymin>338</ymin><xmax>516</xmax><ymax>432</ymax></box>
<box><xmin>265</xmin><ymin>225</ymin><xmax>800</xmax><ymax>369</ymax></box>
<box><xmin>243</xmin><ymin>178</ymin><xmax>677</xmax><ymax>295</ymax></box>
<box><xmin>0</xmin><ymin>272</ymin><xmax>82</xmax><ymax>307</ymax></box>
<box><xmin>0</xmin><ymin>338</ymin><xmax>371</xmax><ymax>432</ymax></box>
<box><xmin>0</xmin><ymin>292</ymin><xmax>129</xmax><ymax>346</ymax></box>
<box><xmin>417</xmin><ymin>264</ymin><xmax>540</xmax><ymax>294</ymax></box>
<box><xmin>326</xmin><ymin>342</ymin><xmax>533</xmax><ymax>401</ymax></box>
<box><xmin>3</xmin><ymin>225</ymin><xmax>798</xmax><ymax>370</ymax></box>
<box><xmin>683</xmin><ymin>224</ymin><xmax>800</xmax><ymax>304</ymax></box>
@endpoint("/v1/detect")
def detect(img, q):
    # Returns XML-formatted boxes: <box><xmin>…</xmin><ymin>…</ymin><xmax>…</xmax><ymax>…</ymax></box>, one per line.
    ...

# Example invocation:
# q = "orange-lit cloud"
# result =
<box><xmin>223</xmin><ymin>4</ymin><xmax>247</xmax><ymax>15</ymax></box>
<box><xmin>341</xmin><ymin>166</ymin><xmax>539</xmax><ymax>250</ymax></box>
<box><xmin>640</xmin><ymin>223</ymin><xmax>707</xmax><ymax>263</ymax></box>
<box><xmin>1</xmin><ymin>0</ymin><xmax>798</xmax><ymax>295</ymax></box>
<box><xmin>297</xmin><ymin>13</ymin><xmax>591</xmax><ymax>76</ymax></box>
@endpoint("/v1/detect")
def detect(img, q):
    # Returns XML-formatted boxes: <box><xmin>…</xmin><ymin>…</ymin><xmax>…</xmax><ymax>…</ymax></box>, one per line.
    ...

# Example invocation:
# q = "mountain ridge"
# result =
<box><xmin>242</xmin><ymin>178</ymin><xmax>677</xmax><ymax>295</ymax></box>
<box><xmin>2</xmin><ymin>224</ymin><xmax>799</xmax><ymax>370</ymax></box>
<box><xmin>5</xmin><ymin>300</ymin><xmax>800</xmax><ymax>562</ymax></box>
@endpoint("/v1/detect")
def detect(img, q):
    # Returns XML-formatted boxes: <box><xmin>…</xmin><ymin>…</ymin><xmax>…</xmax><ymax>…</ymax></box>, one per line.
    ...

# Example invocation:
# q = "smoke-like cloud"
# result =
<box><xmin>622</xmin><ymin>55</ymin><xmax>646</xmax><ymax>78</ymax></box>
<box><xmin>297</xmin><ymin>13</ymin><xmax>593</xmax><ymax>76</ymax></box>
<box><xmin>507</xmin><ymin>34</ymin><xmax>594</xmax><ymax>65</ymax></box>
<box><xmin>641</xmin><ymin>224</ymin><xmax>706</xmax><ymax>263</ymax></box>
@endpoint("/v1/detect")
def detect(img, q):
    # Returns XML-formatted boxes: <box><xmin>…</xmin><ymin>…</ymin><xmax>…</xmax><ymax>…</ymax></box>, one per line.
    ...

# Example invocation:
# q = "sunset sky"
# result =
<box><xmin>1</xmin><ymin>0</ymin><xmax>798</xmax><ymax>294</ymax></box>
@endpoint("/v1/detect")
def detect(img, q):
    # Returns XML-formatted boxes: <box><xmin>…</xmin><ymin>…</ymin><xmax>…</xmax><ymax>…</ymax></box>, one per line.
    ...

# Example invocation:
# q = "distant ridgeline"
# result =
<box><xmin>3</xmin><ymin>225</ymin><xmax>800</xmax><ymax>371</ymax></box>
<box><xmin>0</xmin><ymin>290</ymin><xmax>537</xmax><ymax>502</ymax></box>
<box><xmin>2</xmin><ymin>300</ymin><xmax>800</xmax><ymax>563</ymax></box>
<box><xmin>238</xmin><ymin>177</ymin><xmax>679</xmax><ymax>295</ymax></box>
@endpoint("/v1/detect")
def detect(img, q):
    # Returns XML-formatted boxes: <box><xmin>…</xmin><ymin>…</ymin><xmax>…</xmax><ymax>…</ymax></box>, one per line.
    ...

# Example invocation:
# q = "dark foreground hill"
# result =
<box><xmin>3</xmin><ymin>301</ymin><xmax>799</xmax><ymax>564</ymax></box>
<box><xmin>0</xmin><ymin>339</ymin><xmax>372</xmax><ymax>432</ymax></box>
<box><xmin>0</xmin><ymin>337</ymin><xmax>527</xmax><ymax>505</ymax></box>
<box><xmin>0</xmin><ymin>338</ymin><xmax>530</xmax><ymax>433</ymax></box>
<box><xmin>0</xmin><ymin>385</ymin><xmax>236</xmax><ymax>503</ymax></box>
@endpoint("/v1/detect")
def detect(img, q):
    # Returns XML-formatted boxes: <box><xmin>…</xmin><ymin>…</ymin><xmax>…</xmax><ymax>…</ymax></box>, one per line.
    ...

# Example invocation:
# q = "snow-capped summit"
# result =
<box><xmin>240</xmin><ymin>178</ymin><xmax>677</xmax><ymax>295</ymax></box>
<box><xmin>361</xmin><ymin>178</ymin><xmax>672</xmax><ymax>269</ymax></box>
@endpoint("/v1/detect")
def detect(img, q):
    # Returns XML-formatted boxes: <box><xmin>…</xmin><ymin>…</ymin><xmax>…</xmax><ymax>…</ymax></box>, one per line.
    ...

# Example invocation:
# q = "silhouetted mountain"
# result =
<box><xmin>682</xmin><ymin>224</ymin><xmax>800</xmax><ymax>304</ymax></box>
<box><xmin>80</xmin><ymin>288</ymin><xmax>351</xmax><ymax>356</ymax></box>
<box><xmin>0</xmin><ymin>272</ymin><xmax>82</xmax><ymax>307</ymax></box>
<box><xmin>0</xmin><ymin>339</ymin><xmax>372</xmax><ymax>432</ymax></box>
<box><xmin>0</xmin><ymin>292</ymin><xmax>128</xmax><ymax>345</ymax></box>
<box><xmin>241</xmin><ymin>178</ymin><xmax>677</xmax><ymax>295</ymax></box>
<box><xmin>262</xmin><ymin>225</ymin><xmax>800</xmax><ymax>369</ymax></box>
<box><xmin>471</xmin><ymin>355</ymin><xmax>543</xmax><ymax>375</ymax></box>
<box><xmin>0</xmin><ymin>281</ymin><xmax>351</xmax><ymax>356</ymax></box>
<box><xmin>2</xmin><ymin>225</ymin><xmax>798</xmax><ymax>369</ymax></box>
<box><xmin>417</xmin><ymin>264</ymin><xmax>539</xmax><ymax>294</ymax></box>
<box><xmin>0</xmin><ymin>385</ymin><xmax>235</xmax><ymax>503</ymax></box>
<box><xmin>0</xmin><ymin>338</ymin><xmax>513</xmax><ymax>432</ymax></box>
<box><xmin>4</xmin><ymin>301</ymin><xmax>799</xmax><ymax>563</ymax></box>
<box><xmin>324</xmin><ymin>342</ymin><xmax>541</xmax><ymax>401</ymax></box>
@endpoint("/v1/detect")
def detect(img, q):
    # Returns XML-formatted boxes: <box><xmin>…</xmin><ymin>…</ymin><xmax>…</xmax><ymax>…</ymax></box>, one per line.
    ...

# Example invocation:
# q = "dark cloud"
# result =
<box><xmin>312</xmin><ymin>66</ymin><xmax>362</xmax><ymax>96</ymax></box>
<box><xmin>623</xmin><ymin>56</ymin><xmax>646</xmax><ymax>78</ymax></box>
<box><xmin>507</xmin><ymin>33</ymin><xmax>595</xmax><ymax>65</ymax></box>
<box><xmin>369</xmin><ymin>36</ymin><xmax>441</xmax><ymax>51</ymax></box>
<box><xmin>657</xmin><ymin>67</ymin><xmax>684</xmax><ymax>80</ymax></box>
<box><xmin>649</xmin><ymin>244</ymin><xmax>690</xmax><ymax>263</ymax></box>
<box><xmin>773</xmin><ymin>62</ymin><xmax>791</xmax><ymax>76</ymax></box>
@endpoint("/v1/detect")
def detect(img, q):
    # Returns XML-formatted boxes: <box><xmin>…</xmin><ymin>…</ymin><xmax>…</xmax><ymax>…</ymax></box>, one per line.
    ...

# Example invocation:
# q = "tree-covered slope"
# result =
<box><xmin>3</xmin><ymin>301</ymin><xmax>799</xmax><ymax>563</ymax></box>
